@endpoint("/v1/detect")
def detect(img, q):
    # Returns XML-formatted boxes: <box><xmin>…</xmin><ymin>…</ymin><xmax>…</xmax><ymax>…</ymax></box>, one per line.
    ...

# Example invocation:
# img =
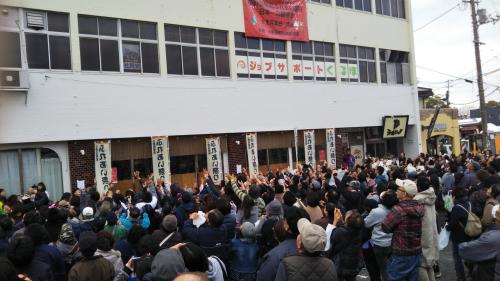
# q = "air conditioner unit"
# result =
<box><xmin>0</xmin><ymin>70</ymin><xmax>30</xmax><ymax>91</ymax></box>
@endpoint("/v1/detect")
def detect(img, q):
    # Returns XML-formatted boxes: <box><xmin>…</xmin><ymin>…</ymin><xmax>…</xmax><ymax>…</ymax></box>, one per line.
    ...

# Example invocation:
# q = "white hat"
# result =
<box><xmin>395</xmin><ymin>179</ymin><xmax>418</xmax><ymax>197</ymax></box>
<box><xmin>297</xmin><ymin>218</ymin><xmax>327</xmax><ymax>253</ymax></box>
<box><xmin>82</xmin><ymin>207</ymin><xmax>94</xmax><ymax>217</ymax></box>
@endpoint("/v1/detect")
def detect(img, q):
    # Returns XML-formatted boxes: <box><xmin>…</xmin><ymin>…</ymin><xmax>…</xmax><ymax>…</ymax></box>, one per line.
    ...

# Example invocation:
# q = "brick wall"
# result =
<box><xmin>68</xmin><ymin>140</ymin><xmax>95</xmax><ymax>190</ymax></box>
<box><xmin>226</xmin><ymin>133</ymin><xmax>247</xmax><ymax>174</ymax></box>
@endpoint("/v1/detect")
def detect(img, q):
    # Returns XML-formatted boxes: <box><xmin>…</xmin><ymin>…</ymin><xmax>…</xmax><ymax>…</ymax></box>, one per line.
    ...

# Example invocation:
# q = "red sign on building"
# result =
<box><xmin>242</xmin><ymin>0</ymin><xmax>309</xmax><ymax>42</ymax></box>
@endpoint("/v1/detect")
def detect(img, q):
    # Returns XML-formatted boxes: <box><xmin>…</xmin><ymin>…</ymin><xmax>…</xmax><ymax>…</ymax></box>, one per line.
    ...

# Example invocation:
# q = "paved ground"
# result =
<box><xmin>356</xmin><ymin>210</ymin><xmax>457</xmax><ymax>281</ymax></box>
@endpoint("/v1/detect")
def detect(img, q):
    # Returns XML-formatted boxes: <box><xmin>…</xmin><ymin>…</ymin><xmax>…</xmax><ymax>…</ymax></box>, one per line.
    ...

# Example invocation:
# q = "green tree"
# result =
<box><xmin>486</xmin><ymin>100</ymin><xmax>500</xmax><ymax>108</ymax></box>
<box><xmin>425</xmin><ymin>96</ymin><xmax>448</xmax><ymax>109</ymax></box>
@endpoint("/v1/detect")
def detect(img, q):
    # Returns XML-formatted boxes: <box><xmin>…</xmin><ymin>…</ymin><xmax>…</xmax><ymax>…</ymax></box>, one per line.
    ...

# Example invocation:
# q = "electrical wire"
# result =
<box><xmin>450</xmin><ymin>87</ymin><xmax>500</xmax><ymax>105</ymax></box>
<box><xmin>416</xmin><ymin>65</ymin><xmax>500</xmax><ymax>88</ymax></box>
<box><xmin>414</xmin><ymin>3</ymin><xmax>461</xmax><ymax>32</ymax></box>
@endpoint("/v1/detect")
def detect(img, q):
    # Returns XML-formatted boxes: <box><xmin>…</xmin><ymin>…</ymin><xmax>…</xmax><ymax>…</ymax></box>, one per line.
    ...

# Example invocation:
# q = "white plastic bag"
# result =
<box><xmin>439</xmin><ymin>225</ymin><xmax>450</xmax><ymax>250</ymax></box>
<box><xmin>444</xmin><ymin>191</ymin><xmax>454</xmax><ymax>212</ymax></box>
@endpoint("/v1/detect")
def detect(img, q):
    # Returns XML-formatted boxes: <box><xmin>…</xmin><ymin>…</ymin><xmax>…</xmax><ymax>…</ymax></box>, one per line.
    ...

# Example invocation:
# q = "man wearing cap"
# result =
<box><xmin>459</xmin><ymin>204</ymin><xmax>500</xmax><ymax>281</ymax></box>
<box><xmin>382</xmin><ymin>179</ymin><xmax>425</xmax><ymax>281</ymax></box>
<box><xmin>68</xmin><ymin>231</ymin><xmax>115</xmax><ymax>281</ymax></box>
<box><xmin>152</xmin><ymin>214</ymin><xmax>183</xmax><ymax>250</ymax></box>
<box><xmin>275</xmin><ymin>218</ymin><xmax>337</xmax><ymax>281</ymax></box>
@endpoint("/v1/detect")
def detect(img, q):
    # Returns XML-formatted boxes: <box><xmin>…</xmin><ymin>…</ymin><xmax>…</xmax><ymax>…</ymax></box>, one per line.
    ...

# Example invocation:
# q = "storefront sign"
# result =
<box><xmin>242</xmin><ymin>0</ymin><xmax>309</xmax><ymax>42</ymax></box>
<box><xmin>434</xmin><ymin>123</ymin><xmax>447</xmax><ymax>132</ymax></box>
<box><xmin>304</xmin><ymin>130</ymin><xmax>316</xmax><ymax>167</ymax></box>
<box><xmin>351</xmin><ymin>145</ymin><xmax>364</xmax><ymax>166</ymax></box>
<box><xmin>339</xmin><ymin>63</ymin><xmax>359</xmax><ymax>79</ymax></box>
<box><xmin>326</xmin><ymin>128</ymin><xmax>337</xmax><ymax>168</ymax></box>
<box><xmin>95</xmin><ymin>140</ymin><xmax>112</xmax><ymax>194</ymax></box>
<box><xmin>246</xmin><ymin>133</ymin><xmax>259</xmax><ymax>177</ymax></box>
<box><xmin>152</xmin><ymin>136</ymin><xmax>171</xmax><ymax>184</ymax></box>
<box><xmin>206</xmin><ymin>137</ymin><xmax>223</xmax><ymax>184</ymax></box>
<box><xmin>292</xmin><ymin>60</ymin><xmax>336</xmax><ymax>78</ymax></box>
<box><xmin>382</xmin><ymin>115</ymin><xmax>409</xmax><ymax>139</ymax></box>
<box><xmin>237</xmin><ymin>55</ymin><xmax>287</xmax><ymax>76</ymax></box>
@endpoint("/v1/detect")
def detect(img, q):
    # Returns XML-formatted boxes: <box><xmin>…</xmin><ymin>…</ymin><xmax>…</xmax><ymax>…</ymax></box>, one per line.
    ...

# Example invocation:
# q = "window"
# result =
<box><xmin>292</xmin><ymin>41</ymin><xmax>335</xmax><ymax>81</ymax></box>
<box><xmin>339</xmin><ymin>44</ymin><xmax>376</xmax><ymax>83</ymax></box>
<box><xmin>0</xmin><ymin>31</ymin><xmax>21</xmax><ymax>68</ymax></box>
<box><xmin>379</xmin><ymin>49</ymin><xmax>409</xmax><ymax>85</ymax></box>
<box><xmin>310</xmin><ymin>0</ymin><xmax>332</xmax><ymax>4</ymax></box>
<box><xmin>337</xmin><ymin>0</ymin><xmax>371</xmax><ymax>11</ymax></box>
<box><xmin>165</xmin><ymin>24</ymin><xmax>229</xmax><ymax>77</ymax></box>
<box><xmin>79</xmin><ymin>15</ymin><xmax>159</xmax><ymax>73</ymax></box>
<box><xmin>23</xmin><ymin>10</ymin><xmax>71</xmax><ymax>70</ymax></box>
<box><xmin>375</xmin><ymin>0</ymin><xmax>405</xmax><ymax>18</ymax></box>
<box><xmin>235</xmin><ymin>32</ymin><xmax>287</xmax><ymax>79</ymax></box>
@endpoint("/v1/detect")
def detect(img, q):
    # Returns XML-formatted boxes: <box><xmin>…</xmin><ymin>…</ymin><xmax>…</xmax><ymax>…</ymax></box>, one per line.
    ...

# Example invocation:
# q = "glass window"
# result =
<box><xmin>142</xmin><ymin>43</ymin><xmax>159</xmax><ymax>73</ymax></box>
<box><xmin>376</xmin><ymin>0</ymin><xmax>403</xmax><ymax>18</ymax></box>
<box><xmin>133</xmin><ymin>158</ymin><xmax>153</xmax><ymax>178</ymax></box>
<box><xmin>112</xmin><ymin>160</ymin><xmax>132</xmax><ymax>180</ymax></box>
<box><xmin>122</xmin><ymin>41</ymin><xmax>141</xmax><ymax>73</ymax></box>
<box><xmin>100</xmin><ymin>39</ymin><xmax>119</xmax><ymax>71</ymax></box>
<box><xmin>121</xmin><ymin>20</ymin><xmax>139</xmax><ymax>38</ymax></box>
<box><xmin>140</xmin><ymin>22</ymin><xmax>157</xmax><ymax>40</ymax></box>
<box><xmin>292</xmin><ymin>40</ymin><xmax>336</xmax><ymax>81</ymax></box>
<box><xmin>49</xmin><ymin>36</ymin><xmax>71</xmax><ymax>69</ymax></box>
<box><xmin>171</xmin><ymin>155</ymin><xmax>196</xmax><ymax>174</ymax></box>
<box><xmin>25</xmin><ymin>33</ymin><xmax>49</xmax><ymax>68</ymax></box>
<box><xmin>311</xmin><ymin>0</ymin><xmax>331</xmax><ymax>4</ymax></box>
<box><xmin>258</xmin><ymin>150</ymin><xmax>268</xmax><ymax>166</ymax></box>
<box><xmin>78</xmin><ymin>15</ymin><xmax>97</xmax><ymax>35</ymax></box>
<box><xmin>98</xmin><ymin>18</ymin><xmax>117</xmax><ymax>36</ymax></box>
<box><xmin>380</xmin><ymin>49</ymin><xmax>410</xmax><ymax>85</ymax></box>
<box><xmin>339</xmin><ymin>44</ymin><xmax>376</xmax><ymax>83</ymax></box>
<box><xmin>0</xmin><ymin>32</ymin><xmax>21</xmax><ymax>68</ymax></box>
<box><xmin>79</xmin><ymin>38</ymin><xmax>99</xmax><ymax>71</ymax></box>
<box><xmin>269</xmin><ymin>148</ymin><xmax>288</xmax><ymax>165</ymax></box>
<box><xmin>47</xmin><ymin>12</ymin><xmax>69</xmax><ymax>32</ymax></box>
<box><xmin>165</xmin><ymin>25</ymin><xmax>229</xmax><ymax>77</ymax></box>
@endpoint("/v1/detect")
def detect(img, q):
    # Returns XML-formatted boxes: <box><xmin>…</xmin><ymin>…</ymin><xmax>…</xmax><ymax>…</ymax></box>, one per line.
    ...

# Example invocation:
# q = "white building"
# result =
<box><xmin>0</xmin><ymin>0</ymin><xmax>421</xmax><ymax>199</ymax></box>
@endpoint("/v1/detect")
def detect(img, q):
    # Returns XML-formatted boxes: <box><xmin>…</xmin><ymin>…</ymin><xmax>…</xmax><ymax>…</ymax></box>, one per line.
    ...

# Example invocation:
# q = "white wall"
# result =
<box><xmin>0</xmin><ymin>72</ymin><xmax>416</xmax><ymax>143</ymax></box>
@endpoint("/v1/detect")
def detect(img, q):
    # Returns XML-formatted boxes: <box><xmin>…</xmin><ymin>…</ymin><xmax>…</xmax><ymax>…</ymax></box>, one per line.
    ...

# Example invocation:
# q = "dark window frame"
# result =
<box><xmin>339</xmin><ymin>44</ymin><xmax>376</xmax><ymax>83</ymax></box>
<box><xmin>375</xmin><ymin>0</ymin><xmax>405</xmax><ymax>19</ymax></box>
<box><xmin>292</xmin><ymin>40</ymin><xmax>336</xmax><ymax>82</ymax></box>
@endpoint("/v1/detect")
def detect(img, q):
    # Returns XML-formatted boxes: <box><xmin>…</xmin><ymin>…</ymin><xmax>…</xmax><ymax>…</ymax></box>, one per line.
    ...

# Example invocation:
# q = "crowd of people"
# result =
<box><xmin>0</xmin><ymin>150</ymin><xmax>499</xmax><ymax>281</ymax></box>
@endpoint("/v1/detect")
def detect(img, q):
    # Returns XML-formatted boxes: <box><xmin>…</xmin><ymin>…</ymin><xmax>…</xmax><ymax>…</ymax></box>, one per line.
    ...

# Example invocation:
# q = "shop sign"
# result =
<box><xmin>206</xmin><ymin>137</ymin><xmax>223</xmax><ymax>184</ymax></box>
<box><xmin>304</xmin><ymin>130</ymin><xmax>316</xmax><ymax>167</ymax></box>
<box><xmin>434</xmin><ymin>123</ymin><xmax>447</xmax><ymax>132</ymax></box>
<box><xmin>151</xmin><ymin>136</ymin><xmax>171</xmax><ymax>184</ymax></box>
<box><xmin>382</xmin><ymin>115</ymin><xmax>409</xmax><ymax>139</ymax></box>
<box><xmin>326</xmin><ymin>128</ymin><xmax>337</xmax><ymax>168</ymax></box>
<box><xmin>237</xmin><ymin>55</ymin><xmax>287</xmax><ymax>76</ymax></box>
<box><xmin>351</xmin><ymin>145</ymin><xmax>364</xmax><ymax>166</ymax></box>
<box><xmin>95</xmin><ymin>140</ymin><xmax>112</xmax><ymax>194</ymax></box>
<box><xmin>339</xmin><ymin>63</ymin><xmax>359</xmax><ymax>79</ymax></box>
<box><xmin>243</xmin><ymin>0</ymin><xmax>309</xmax><ymax>42</ymax></box>
<box><xmin>246</xmin><ymin>133</ymin><xmax>259</xmax><ymax>177</ymax></box>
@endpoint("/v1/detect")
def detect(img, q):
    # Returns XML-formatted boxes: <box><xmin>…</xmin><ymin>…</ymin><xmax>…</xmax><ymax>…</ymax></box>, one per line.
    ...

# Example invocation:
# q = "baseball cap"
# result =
<box><xmin>395</xmin><ymin>179</ymin><xmax>418</xmax><ymax>197</ymax></box>
<box><xmin>82</xmin><ymin>207</ymin><xmax>94</xmax><ymax>217</ymax></box>
<box><xmin>297</xmin><ymin>218</ymin><xmax>327</xmax><ymax>253</ymax></box>
<box><xmin>266</xmin><ymin>200</ymin><xmax>283</xmax><ymax>217</ymax></box>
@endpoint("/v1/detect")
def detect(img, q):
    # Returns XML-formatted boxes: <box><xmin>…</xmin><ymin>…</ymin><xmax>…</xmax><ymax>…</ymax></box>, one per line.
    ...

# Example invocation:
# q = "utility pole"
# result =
<box><xmin>468</xmin><ymin>0</ymin><xmax>489</xmax><ymax>150</ymax></box>
<box><xmin>445</xmin><ymin>80</ymin><xmax>450</xmax><ymax>107</ymax></box>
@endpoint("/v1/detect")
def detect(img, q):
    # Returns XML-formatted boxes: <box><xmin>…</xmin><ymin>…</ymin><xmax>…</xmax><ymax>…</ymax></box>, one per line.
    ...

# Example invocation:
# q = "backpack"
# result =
<box><xmin>457</xmin><ymin>203</ymin><xmax>482</xmax><ymax>237</ymax></box>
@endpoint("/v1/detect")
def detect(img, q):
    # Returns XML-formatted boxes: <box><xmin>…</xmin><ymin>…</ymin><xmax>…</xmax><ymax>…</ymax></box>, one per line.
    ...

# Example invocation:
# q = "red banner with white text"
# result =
<box><xmin>242</xmin><ymin>0</ymin><xmax>309</xmax><ymax>42</ymax></box>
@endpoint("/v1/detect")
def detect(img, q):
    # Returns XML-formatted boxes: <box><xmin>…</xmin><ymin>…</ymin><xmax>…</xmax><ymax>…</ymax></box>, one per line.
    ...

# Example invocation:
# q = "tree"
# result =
<box><xmin>425</xmin><ymin>96</ymin><xmax>448</xmax><ymax>109</ymax></box>
<box><xmin>485</xmin><ymin>100</ymin><xmax>500</xmax><ymax>108</ymax></box>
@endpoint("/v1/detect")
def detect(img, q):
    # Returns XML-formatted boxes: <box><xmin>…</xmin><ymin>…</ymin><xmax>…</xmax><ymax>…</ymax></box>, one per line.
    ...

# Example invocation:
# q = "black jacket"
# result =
<box><xmin>446</xmin><ymin>197</ymin><xmax>471</xmax><ymax>243</ymax></box>
<box><xmin>329</xmin><ymin>225</ymin><xmax>364</xmax><ymax>277</ymax></box>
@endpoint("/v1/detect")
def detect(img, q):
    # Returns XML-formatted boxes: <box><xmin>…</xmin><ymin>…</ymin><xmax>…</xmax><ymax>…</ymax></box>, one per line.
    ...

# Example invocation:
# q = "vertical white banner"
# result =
<box><xmin>95</xmin><ymin>140</ymin><xmax>112</xmax><ymax>194</ymax></box>
<box><xmin>152</xmin><ymin>136</ymin><xmax>171</xmax><ymax>184</ymax></box>
<box><xmin>326</xmin><ymin>128</ymin><xmax>337</xmax><ymax>169</ymax></box>
<box><xmin>304</xmin><ymin>130</ymin><xmax>316</xmax><ymax>167</ymax></box>
<box><xmin>246</xmin><ymin>133</ymin><xmax>259</xmax><ymax>177</ymax></box>
<box><xmin>206</xmin><ymin>137</ymin><xmax>223</xmax><ymax>184</ymax></box>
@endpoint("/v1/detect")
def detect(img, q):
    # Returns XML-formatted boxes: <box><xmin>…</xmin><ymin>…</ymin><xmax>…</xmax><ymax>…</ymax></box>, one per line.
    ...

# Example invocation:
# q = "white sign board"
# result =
<box><xmin>304</xmin><ymin>130</ymin><xmax>316</xmax><ymax>167</ymax></box>
<box><xmin>95</xmin><ymin>140</ymin><xmax>112</xmax><ymax>194</ymax></box>
<box><xmin>326</xmin><ymin>128</ymin><xmax>337</xmax><ymax>169</ymax></box>
<box><xmin>206</xmin><ymin>137</ymin><xmax>223</xmax><ymax>184</ymax></box>
<box><xmin>152</xmin><ymin>136</ymin><xmax>171</xmax><ymax>184</ymax></box>
<box><xmin>246</xmin><ymin>133</ymin><xmax>259</xmax><ymax>177</ymax></box>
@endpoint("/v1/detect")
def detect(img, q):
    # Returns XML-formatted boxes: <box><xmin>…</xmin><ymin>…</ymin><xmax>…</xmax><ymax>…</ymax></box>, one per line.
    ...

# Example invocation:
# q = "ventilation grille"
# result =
<box><xmin>26</xmin><ymin>11</ymin><xmax>45</xmax><ymax>29</ymax></box>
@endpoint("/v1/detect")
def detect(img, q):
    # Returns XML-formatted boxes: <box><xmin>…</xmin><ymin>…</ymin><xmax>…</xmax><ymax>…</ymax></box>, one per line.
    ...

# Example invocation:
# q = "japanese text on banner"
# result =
<box><xmin>304</xmin><ymin>130</ymin><xmax>316</xmax><ymax>167</ymax></box>
<box><xmin>94</xmin><ymin>141</ymin><xmax>112</xmax><ymax>194</ymax></box>
<box><xmin>152</xmin><ymin>136</ymin><xmax>171</xmax><ymax>185</ymax></box>
<box><xmin>206</xmin><ymin>137</ymin><xmax>223</xmax><ymax>184</ymax></box>
<box><xmin>246</xmin><ymin>133</ymin><xmax>259</xmax><ymax>177</ymax></box>
<box><xmin>326</xmin><ymin>128</ymin><xmax>337</xmax><ymax>169</ymax></box>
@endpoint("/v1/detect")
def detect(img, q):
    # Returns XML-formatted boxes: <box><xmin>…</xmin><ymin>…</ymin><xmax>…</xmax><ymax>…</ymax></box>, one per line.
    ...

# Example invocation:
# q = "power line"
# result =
<box><xmin>416</xmin><ymin>65</ymin><xmax>500</xmax><ymax>88</ymax></box>
<box><xmin>450</xmin><ymin>87</ymin><xmax>500</xmax><ymax>105</ymax></box>
<box><xmin>414</xmin><ymin>3</ymin><xmax>461</xmax><ymax>32</ymax></box>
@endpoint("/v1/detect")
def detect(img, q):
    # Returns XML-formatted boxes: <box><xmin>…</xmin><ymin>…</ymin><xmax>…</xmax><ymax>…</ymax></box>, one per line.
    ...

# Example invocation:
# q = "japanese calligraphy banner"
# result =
<box><xmin>95</xmin><ymin>140</ymin><xmax>112</xmax><ymax>194</ymax></box>
<box><xmin>303</xmin><ymin>130</ymin><xmax>316</xmax><ymax>167</ymax></box>
<box><xmin>206</xmin><ymin>137</ymin><xmax>223</xmax><ymax>184</ymax></box>
<box><xmin>151</xmin><ymin>136</ymin><xmax>171</xmax><ymax>184</ymax></box>
<box><xmin>326</xmin><ymin>128</ymin><xmax>337</xmax><ymax>169</ymax></box>
<box><xmin>246</xmin><ymin>133</ymin><xmax>259</xmax><ymax>177</ymax></box>
<box><xmin>243</xmin><ymin>0</ymin><xmax>309</xmax><ymax>42</ymax></box>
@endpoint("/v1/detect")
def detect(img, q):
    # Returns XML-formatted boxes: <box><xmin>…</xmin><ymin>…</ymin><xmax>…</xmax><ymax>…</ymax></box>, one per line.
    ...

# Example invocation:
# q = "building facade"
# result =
<box><xmin>0</xmin><ymin>0</ymin><xmax>421</xmax><ymax>197</ymax></box>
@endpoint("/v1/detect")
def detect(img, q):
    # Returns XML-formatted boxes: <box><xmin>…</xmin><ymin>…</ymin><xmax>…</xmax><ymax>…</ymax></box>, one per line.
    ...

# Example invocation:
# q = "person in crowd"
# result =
<box><xmin>152</xmin><ymin>214</ymin><xmax>183</xmax><ymax>250</ymax></box>
<box><xmin>343</xmin><ymin>149</ymin><xmax>355</xmax><ymax>170</ymax></box>
<box><xmin>275</xmin><ymin>218</ymin><xmax>337</xmax><ymax>281</ymax></box>
<box><xmin>103</xmin><ymin>212</ymin><xmax>127</xmax><ymax>242</ymax></box>
<box><xmin>414</xmin><ymin>176</ymin><xmax>439</xmax><ymax>281</ymax></box>
<box><xmin>382</xmin><ymin>179</ymin><xmax>425</xmax><ymax>281</ymax></box>
<box><xmin>330</xmin><ymin>209</ymin><xmax>364</xmax><ymax>281</ymax></box>
<box><xmin>95</xmin><ymin>230</ymin><xmax>123</xmax><ymax>274</ymax></box>
<box><xmin>119</xmin><ymin>206</ymin><xmax>150</xmax><ymax>231</ymax></box>
<box><xmin>236</xmin><ymin>195</ymin><xmax>258</xmax><ymax>225</ymax></box>
<box><xmin>256</xmin><ymin>199</ymin><xmax>284</xmax><ymax>256</ymax></box>
<box><xmin>8</xmin><ymin>235</ymin><xmax>54</xmax><ymax>281</ymax></box>
<box><xmin>338</xmin><ymin>180</ymin><xmax>363</xmax><ymax>212</ymax></box>
<box><xmin>304</xmin><ymin>191</ymin><xmax>323</xmax><ymax>223</ymax></box>
<box><xmin>446</xmin><ymin>187</ymin><xmax>473</xmax><ymax>281</ymax></box>
<box><xmin>229</xmin><ymin>176</ymin><xmax>266</xmax><ymax>217</ymax></box>
<box><xmin>459</xmin><ymin>161</ymin><xmax>480</xmax><ymax>189</ymax></box>
<box><xmin>482</xmin><ymin>183</ymin><xmax>500</xmax><ymax>229</ymax></box>
<box><xmin>52</xmin><ymin>223</ymin><xmax>79</xmax><ymax>268</ymax></box>
<box><xmin>229</xmin><ymin>222</ymin><xmax>258</xmax><ymax>280</ymax></box>
<box><xmin>216</xmin><ymin>198</ymin><xmax>237</xmax><ymax>243</ymax></box>
<box><xmin>175</xmin><ymin>192</ymin><xmax>197</xmax><ymax>228</ymax></box>
<box><xmin>363</xmin><ymin>190</ymin><xmax>397</xmax><ymax>281</ymax></box>
<box><xmin>114</xmin><ymin>224</ymin><xmax>146</xmax><ymax>264</ymax></box>
<box><xmin>459</xmin><ymin>204</ymin><xmax>500</xmax><ymax>281</ymax></box>
<box><xmin>68</xmin><ymin>231</ymin><xmax>115</xmax><ymax>281</ymax></box>
<box><xmin>182</xmin><ymin>209</ymin><xmax>227</xmax><ymax>250</ymax></box>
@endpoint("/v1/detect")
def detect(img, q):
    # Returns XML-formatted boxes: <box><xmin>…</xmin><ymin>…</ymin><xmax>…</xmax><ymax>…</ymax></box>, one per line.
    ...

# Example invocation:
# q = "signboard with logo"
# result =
<box><xmin>382</xmin><ymin>115</ymin><xmax>409</xmax><ymax>139</ymax></box>
<box><xmin>326</xmin><ymin>128</ymin><xmax>337</xmax><ymax>168</ymax></box>
<box><xmin>237</xmin><ymin>55</ymin><xmax>287</xmax><ymax>76</ymax></box>
<box><xmin>95</xmin><ymin>140</ymin><xmax>112</xmax><ymax>194</ymax></box>
<box><xmin>304</xmin><ymin>130</ymin><xmax>316</xmax><ymax>167</ymax></box>
<box><xmin>242</xmin><ymin>0</ymin><xmax>309</xmax><ymax>42</ymax></box>
<box><xmin>206</xmin><ymin>137</ymin><xmax>223</xmax><ymax>184</ymax></box>
<box><xmin>351</xmin><ymin>145</ymin><xmax>364</xmax><ymax>166</ymax></box>
<box><xmin>246</xmin><ymin>133</ymin><xmax>259</xmax><ymax>177</ymax></box>
<box><xmin>152</xmin><ymin>136</ymin><xmax>171</xmax><ymax>184</ymax></box>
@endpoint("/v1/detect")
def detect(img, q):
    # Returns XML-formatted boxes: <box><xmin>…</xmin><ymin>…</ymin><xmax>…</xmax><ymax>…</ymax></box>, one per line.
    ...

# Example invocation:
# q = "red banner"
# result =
<box><xmin>243</xmin><ymin>0</ymin><xmax>309</xmax><ymax>42</ymax></box>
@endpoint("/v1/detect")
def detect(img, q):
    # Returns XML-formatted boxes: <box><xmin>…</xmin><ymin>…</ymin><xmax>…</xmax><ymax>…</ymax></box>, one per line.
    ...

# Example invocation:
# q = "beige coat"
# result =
<box><xmin>414</xmin><ymin>187</ymin><xmax>439</xmax><ymax>267</ymax></box>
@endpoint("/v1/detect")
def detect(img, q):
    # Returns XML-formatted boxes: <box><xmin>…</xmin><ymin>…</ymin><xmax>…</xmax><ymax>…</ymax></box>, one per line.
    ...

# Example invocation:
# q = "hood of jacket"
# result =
<box><xmin>206</xmin><ymin>256</ymin><xmax>225</xmax><ymax>281</ymax></box>
<box><xmin>398</xmin><ymin>200</ymin><xmax>425</xmax><ymax>219</ymax></box>
<box><xmin>414</xmin><ymin>187</ymin><xmax>436</xmax><ymax>206</ymax></box>
<box><xmin>95</xmin><ymin>249</ymin><xmax>121</xmax><ymax>260</ymax></box>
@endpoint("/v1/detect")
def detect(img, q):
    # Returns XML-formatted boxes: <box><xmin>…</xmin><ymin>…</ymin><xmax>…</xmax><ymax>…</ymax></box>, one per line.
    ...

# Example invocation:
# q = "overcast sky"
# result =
<box><xmin>411</xmin><ymin>0</ymin><xmax>500</xmax><ymax>113</ymax></box>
